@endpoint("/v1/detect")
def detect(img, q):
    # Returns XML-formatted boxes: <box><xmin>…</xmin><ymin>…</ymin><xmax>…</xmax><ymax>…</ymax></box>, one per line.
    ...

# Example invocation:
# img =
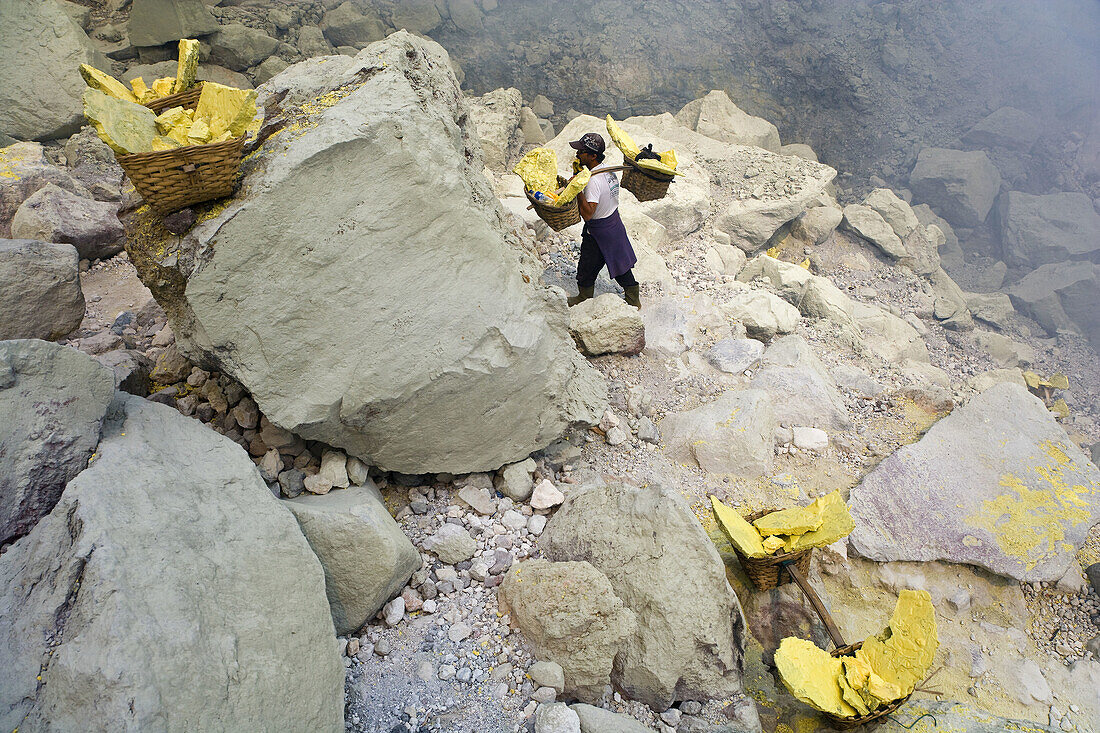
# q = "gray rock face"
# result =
<box><xmin>0</xmin><ymin>0</ymin><xmax>104</xmax><ymax>140</ymax></box>
<box><xmin>286</xmin><ymin>483</ymin><xmax>420</xmax><ymax>635</ymax></box>
<box><xmin>719</xmin><ymin>287</ymin><xmax>800</xmax><ymax>340</ymax></box>
<box><xmin>676</xmin><ymin>90</ymin><xmax>781</xmax><ymax>151</ymax></box>
<box><xmin>748</xmin><ymin>335</ymin><xmax>851</xmax><ymax>430</ymax></box>
<box><xmin>1007</xmin><ymin>261</ymin><xmax>1100</xmax><ymax>345</ymax></box>
<box><xmin>0</xmin><ymin>241</ymin><xmax>85</xmax><ymax>341</ymax></box>
<box><xmin>127</xmin><ymin>0</ymin><xmax>218</xmax><ymax>47</ymax></box>
<box><xmin>468</xmin><ymin>87</ymin><xmax>522</xmax><ymax>171</ymax></box>
<box><xmin>909</xmin><ymin>147</ymin><xmax>1001</xmax><ymax>227</ymax></box>
<box><xmin>11</xmin><ymin>183</ymin><xmax>124</xmax><ymax>261</ymax></box>
<box><xmin>841</xmin><ymin>204</ymin><xmax>907</xmax><ymax>259</ymax></box>
<box><xmin>863</xmin><ymin>188</ymin><xmax>919</xmax><ymax>238</ymax></box>
<box><xmin>569</xmin><ymin>294</ymin><xmax>645</xmax><ymax>356</ymax></box>
<box><xmin>321</xmin><ymin>2</ymin><xmax>387</xmax><ymax>48</ymax></box>
<box><xmin>206</xmin><ymin>23</ymin><xmax>281</xmax><ymax>72</ymax></box>
<box><xmin>127</xmin><ymin>33</ymin><xmax>606</xmax><ymax>475</ymax></box>
<box><xmin>499</xmin><ymin>559</ymin><xmax>637</xmax><ymax>701</ymax></box>
<box><xmin>962</xmin><ymin>107</ymin><xmax>1041</xmax><ymax>151</ymax></box>
<box><xmin>791</xmin><ymin>204</ymin><xmax>842</xmax><ymax>244</ymax></box>
<box><xmin>705</xmin><ymin>338</ymin><xmax>764</xmax><ymax>374</ymax></box>
<box><xmin>0</xmin><ymin>396</ymin><xmax>344</xmax><ymax>732</ymax></box>
<box><xmin>849</xmin><ymin>383</ymin><xmax>1100</xmax><ymax>582</ymax></box>
<box><xmin>542</xmin><ymin>480</ymin><xmax>748</xmax><ymax>712</ymax></box>
<box><xmin>0</xmin><ymin>340</ymin><xmax>113</xmax><ymax>544</ymax></box>
<box><xmin>997</xmin><ymin>191</ymin><xmax>1100</xmax><ymax>269</ymax></box>
<box><xmin>1</xmin><ymin>142</ymin><xmax>90</xmax><ymax>238</ymax></box>
<box><xmin>571</xmin><ymin>704</ymin><xmax>652</xmax><ymax>733</ymax></box>
<box><xmin>660</xmin><ymin>390</ymin><xmax>775</xmax><ymax>478</ymax></box>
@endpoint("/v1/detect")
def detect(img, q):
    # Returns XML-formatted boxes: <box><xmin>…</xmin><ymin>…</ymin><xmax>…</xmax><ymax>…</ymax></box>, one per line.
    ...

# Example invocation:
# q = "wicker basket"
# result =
<box><xmin>731</xmin><ymin>510</ymin><xmax>814</xmax><ymax>591</ymax></box>
<box><xmin>526</xmin><ymin>175</ymin><xmax>581</xmax><ymax>231</ymax></box>
<box><xmin>621</xmin><ymin>157</ymin><xmax>674</xmax><ymax>202</ymax></box>
<box><xmin>144</xmin><ymin>83</ymin><xmax>204</xmax><ymax>115</ymax></box>
<box><xmin>116</xmin><ymin>135</ymin><xmax>246</xmax><ymax>215</ymax></box>
<box><xmin>822</xmin><ymin>641</ymin><xmax>913</xmax><ymax>729</ymax></box>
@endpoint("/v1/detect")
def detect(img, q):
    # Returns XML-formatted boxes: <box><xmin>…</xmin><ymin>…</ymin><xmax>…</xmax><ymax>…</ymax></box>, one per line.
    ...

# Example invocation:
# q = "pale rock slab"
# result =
<box><xmin>719</xmin><ymin>286</ymin><xmax>800</xmax><ymax>340</ymax></box>
<box><xmin>569</xmin><ymin>294</ymin><xmax>646</xmax><ymax>356</ymax></box>
<box><xmin>1007</xmin><ymin>261</ymin><xmax>1099</xmax><ymax>345</ymax></box>
<box><xmin>424</xmin><ymin>522</ymin><xmax>477</xmax><ymax>564</ymax></box>
<box><xmin>962</xmin><ymin>107</ymin><xmax>1042</xmax><ymax>151</ymax></box>
<box><xmin>841</xmin><ymin>204</ymin><xmax>907</xmax><ymax>259</ymax></box>
<box><xmin>0</xmin><ymin>396</ymin><xmax>343</xmax><ymax>732</ymax></box>
<box><xmin>530</xmin><ymin>479</ymin><xmax>565</xmax><ymax>511</ymax></box>
<box><xmin>542</xmin><ymin>480</ymin><xmax>748</xmax><ymax>712</ymax></box>
<box><xmin>705</xmin><ymin>338</ymin><xmax>764</xmax><ymax>374</ymax></box>
<box><xmin>676</xmin><ymin>90</ymin><xmax>781</xmax><ymax>151</ymax></box>
<box><xmin>659</xmin><ymin>389</ymin><xmax>775</xmax><ymax>478</ymax></box>
<box><xmin>791</xmin><ymin>204</ymin><xmax>843</xmax><ymax>244</ymax></box>
<box><xmin>127</xmin><ymin>33</ymin><xmax>606</xmax><ymax>475</ymax></box>
<box><xmin>286</xmin><ymin>482</ymin><xmax>419</xmax><ymax>634</ymax></box>
<box><xmin>498</xmin><ymin>559</ymin><xmax>636</xmax><ymax>702</ymax></box>
<box><xmin>498</xmin><ymin>458</ymin><xmax>536</xmax><ymax>501</ymax></box>
<box><xmin>469</xmin><ymin>87</ymin><xmax>523</xmax><ymax>171</ymax></box>
<box><xmin>0</xmin><ymin>240</ymin><xmax>85</xmax><ymax>341</ymax></box>
<box><xmin>863</xmin><ymin>187</ymin><xmax>919</xmax><ymax>238</ymax></box>
<box><xmin>849</xmin><ymin>383</ymin><xmax>1100</xmax><ymax>582</ymax></box>
<box><xmin>997</xmin><ymin>191</ymin><xmax>1100</xmax><ymax>269</ymax></box>
<box><xmin>909</xmin><ymin>147</ymin><xmax>1001</xmax><ymax>227</ymax></box>
<box><xmin>748</xmin><ymin>335</ymin><xmax>851</xmax><ymax>430</ymax></box>
<box><xmin>0</xmin><ymin>143</ymin><xmax>89</xmax><ymax>238</ymax></box>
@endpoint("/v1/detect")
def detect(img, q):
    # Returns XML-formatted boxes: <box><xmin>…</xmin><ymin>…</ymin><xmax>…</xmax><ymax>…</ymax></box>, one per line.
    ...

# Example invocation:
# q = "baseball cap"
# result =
<box><xmin>569</xmin><ymin>132</ymin><xmax>605</xmax><ymax>155</ymax></box>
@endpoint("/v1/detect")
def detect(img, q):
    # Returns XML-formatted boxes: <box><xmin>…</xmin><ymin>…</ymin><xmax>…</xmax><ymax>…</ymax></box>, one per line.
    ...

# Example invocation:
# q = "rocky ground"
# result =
<box><xmin>3</xmin><ymin>11</ymin><xmax>1100</xmax><ymax>733</ymax></box>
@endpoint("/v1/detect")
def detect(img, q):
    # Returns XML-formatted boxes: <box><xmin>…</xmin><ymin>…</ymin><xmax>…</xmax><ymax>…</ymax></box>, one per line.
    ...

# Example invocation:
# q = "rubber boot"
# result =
<box><xmin>568</xmin><ymin>286</ymin><xmax>594</xmax><ymax>307</ymax></box>
<box><xmin>623</xmin><ymin>285</ymin><xmax>641</xmax><ymax>309</ymax></box>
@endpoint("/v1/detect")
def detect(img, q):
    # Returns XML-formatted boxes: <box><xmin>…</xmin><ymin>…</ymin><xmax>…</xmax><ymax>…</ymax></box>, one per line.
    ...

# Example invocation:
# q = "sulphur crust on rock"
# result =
<box><xmin>79</xmin><ymin>64</ymin><xmax>138</xmax><ymax>104</ymax></box>
<box><xmin>710</xmin><ymin>495</ymin><xmax>766</xmax><ymax>557</ymax></box>
<box><xmin>856</xmin><ymin>589</ymin><xmax>938</xmax><ymax>697</ymax></box>
<box><xmin>173</xmin><ymin>39</ymin><xmax>201</xmax><ymax>94</ymax></box>
<box><xmin>775</xmin><ymin>637</ymin><xmax>859</xmax><ymax>718</ymax></box>
<box><xmin>82</xmin><ymin>89</ymin><xmax>156</xmax><ymax>156</ymax></box>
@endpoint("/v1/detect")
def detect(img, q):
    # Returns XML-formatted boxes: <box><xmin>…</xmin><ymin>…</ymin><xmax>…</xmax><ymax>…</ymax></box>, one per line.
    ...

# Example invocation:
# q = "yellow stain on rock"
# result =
<box><xmin>964</xmin><ymin>440</ymin><xmax>1097</xmax><ymax>571</ymax></box>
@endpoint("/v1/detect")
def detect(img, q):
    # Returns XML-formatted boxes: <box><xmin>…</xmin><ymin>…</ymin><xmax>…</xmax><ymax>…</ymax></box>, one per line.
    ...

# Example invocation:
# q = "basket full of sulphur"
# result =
<box><xmin>775</xmin><ymin>589</ymin><xmax>939</xmax><ymax>728</ymax></box>
<box><xmin>605</xmin><ymin>115</ymin><xmax>680</xmax><ymax>202</ymax></box>
<box><xmin>711</xmin><ymin>491</ymin><xmax>854</xmax><ymax>591</ymax></box>
<box><xmin>513</xmin><ymin>148</ymin><xmax>591</xmax><ymax>231</ymax></box>
<box><xmin>79</xmin><ymin>40</ymin><xmax>260</xmax><ymax>215</ymax></box>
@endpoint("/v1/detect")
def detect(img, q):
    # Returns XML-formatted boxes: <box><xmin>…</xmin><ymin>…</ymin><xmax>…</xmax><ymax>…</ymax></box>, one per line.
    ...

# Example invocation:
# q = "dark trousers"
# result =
<box><xmin>577</xmin><ymin>232</ymin><xmax>638</xmax><ymax>289</ymax></box>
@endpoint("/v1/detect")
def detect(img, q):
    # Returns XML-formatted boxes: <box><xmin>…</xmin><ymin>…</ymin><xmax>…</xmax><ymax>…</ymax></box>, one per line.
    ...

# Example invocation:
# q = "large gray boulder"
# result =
<box><xmin>0</xmin><ymin>395</ymin><xmax>345</xmax><ymax>731</ymax></box>
<box><xmin>997</xmin><ymin>191</ymin><xmax>1100</xmax><ymax>268</ymax></box>
<box><xmin>0</xmin><ymin>340</ymin><xmax>113</xmax><ymax>544</ymax></box>
<box><xmin>0</xmin><ymin>0</ymin><xmax>104</xmax><ymax>140</ymax></box>
<box><xmin>499</xmin><ymin>559</ymin><xmax>637</xmax><ymax>702</ymax></box>
<box><xmin>676</xmin><ymin>90</ymin><xmax>781</xmax><ymax>151</ymax></box>
<box><xmin>0</xmin><ymin>241</ymin><xmax>85</xmax><ymax>341</ymax></box>
<box><xmin>660</xmin><ymin>389</ymin><xmax>774</xmax><ymax>478</ymax></box>
<box><xmin>841</xmin><ymin>204</ymin><xmax>907</xmax><ymax>259</ymax></box>
<box><xmin>849</xmin><ymin>383</ymin><xmax>1100</xmax><ymax>582</ymax></box>
<box><xmin>1</xmin><ymin>142</ymin><xmax>89</xmax><ymax>237</ymax></box>
<box><xmin>747</xmin><ymin>335</ymin><xmax>851</xmax><ymax>430</ymax></box>
<box><xmin>909</xmin><ymin>147</ymin><xmax>1001</xmax><ymax>227</ymax></box>
<box><xmin>11</xmin><ymin>184</ymin><xmax>124</xmax><ymax>261</ymax></box>
<box><xmin>127</xmin><ymin>0</ymin><xmax>218</xmax><ymax>47</ymax></box>
<box><xmin>542</xmin><ymin>480</ymin><xmax>748</xmax><ymax>712</ymax></box>
<box><xmin>962</xmin><ymin>107</ymin><xmax>1042</xmax><ymax>152</ymax></box>
<box><xmin>719</xmin><ymin>286</ymin><xmax>800</xmax><ymax>340</ymax></box>
<box><xmin>1007</xmin><ymin>261</ymin><xmax>1100</xmax><ymax>345</ymax></box>
<box><xmin>321</xmin><ymin>2</ymin><xmax>387</xmax><ymax>48</ymax></box>
<box><xmin>286</xmin><ymin>483</ymin><xmax>420</xmax><ymax>635</ymax></box>
<box><xmin>127</xmin><ymin>33</ymin><xmax>606</xmax><ymax>475</ymax></box>
<box><xmin>468</xmin><ymin>87</ymin><xmax>523</xmax><ymax>171</ymax></box>
<box><xmin>206</xmin><ymin>23</ymin><xmax>281</xmax><ymax>72</ymax></box>
<box><xmin>569</xmin><ymin>294</ymin><xmax>646</xmax><ymax>356</ymax></box>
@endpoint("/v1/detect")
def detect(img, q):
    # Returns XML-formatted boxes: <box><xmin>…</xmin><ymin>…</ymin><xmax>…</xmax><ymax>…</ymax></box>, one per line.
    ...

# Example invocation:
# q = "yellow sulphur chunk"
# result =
<box><xmin>855</xmin><ymin>589</ymin><xmax>938</xmax><ymax>697</ymax></box>
<box><xmin>187</xmin><ymin>118</ymin><xmax>211</xmax><ymax>145</ymax></box>
<box><xmin>82</xmin><ymin>89</ymin><xmax>157</xmax><ymax>156</ymax></box>
<box><xmin>659</xmin><ymin>148</ymin><xmax>677</xmax><ymax>170</ymax></box>
<box><xmin>866</xmin><ymin>670</ymin><xmax>903</xmax><ymax>703</ymax></box>
<box><xmin>789</xmin><ymin>491</ymin><xmax>855</xmax><ymax>551</ymax></box>
<box><xmin>79</xmin><ymin>64</ymin><xmax>138</xmax><ymax>103</ymax></box>
<box><xmin>710</xmin><ymin>496</ymin><xmax>766</xmax><ymax>558</ymax></box>
<box><xmin>762</xmin><ymin>535</ymin><xmax>786</xmax><ymax>554</ymax></box>
<box><xmin>150</xmin><ymin>136</ymin><xmax>181</xmax><ymax>152</ymax></box>
<box><xmin>766</xmin><ymin>245</ymin><xmax>782</xmax><ymax>258</ymax></box>
<box><xmin>837</xmin><ymin>665</ymin><xmax>871</xmax><ymax>716</ymax></box>
<box><xmin>555</xmin><ymin>168</ymin><xmax>590</xmax><ymax>205</ymax></box>
<box><xmin>173</xmin><ymin>39</ymin><xmax>201</xmax><ymax>94</ymax></box>
<box><xmin>1048</xmin><ymin>373</ymin><xmax>1069</xmax><ymax>390</ymax></box>
<box><xmin>1022</xmin><ymin>371</ymin><xmax>1041</xmax><ymax>389</ymax></box>
<box><xmin>129</xmin><ymin>77</ymin><xmax>158</xmax><ymax>104</ymax></box>
<box><xmin>152</xmin><ymin>77</ymin><xmax>176</xmax><ymax>97</ymax></box>
<box><xmin>164</xmin><ymin>112</ymin><xmax>195</xmax><ymax>146</ymax></box>
<box><xmin>512</xmin><ymin>147</ymin><xmax>558</xmax><ymax>196</ymax></box>
<box><xmin>774</xmin><ymin>637</ymin><xmax>859</xmax><ymax>718</ymax></box>
<box><xmin>634</xmin><ymin>157</ymin><xmax>681</xmax><ymax>176</ymax></box>
<box><xmin>1050</xmin><ymin>399</ymin><xmax>1070</xmax><ymax>419</ymax></box>
<box><xmin>194</xmin><ymin>82</ymin><xmax>258</xmax><ymax>139</ymax></box>
<box><xmin>799</xmin><ymin>258</ymin><xmax>811</xmax><ymax>269</ymax></box>
<box><xmin>753</xmin><ymin>501</ymin><xmax>825</xmax><ymax>536</ymax></box>
<box><xmin>154</xmin><ymin>106</ymin><xmax>189</xmax><ymax>135</ymax></box>
<box><xmin>606</xmin><ymin>114</ymin><xmax>640</xmax><ymax>160</ymax></box>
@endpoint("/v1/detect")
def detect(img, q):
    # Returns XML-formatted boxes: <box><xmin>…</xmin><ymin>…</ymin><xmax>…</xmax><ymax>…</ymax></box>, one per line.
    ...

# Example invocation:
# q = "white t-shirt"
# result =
<box><xmin>583</xmin><ymin>165</ymin><xmax>620</xmax><ymax>220</ymax></box>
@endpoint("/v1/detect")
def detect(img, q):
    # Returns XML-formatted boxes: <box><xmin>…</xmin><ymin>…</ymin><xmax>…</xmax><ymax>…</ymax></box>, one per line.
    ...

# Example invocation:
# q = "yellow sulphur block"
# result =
<box><xmin>710</xmin><ymin>495</ymin><xmax>766</xmax><ymax>558</ymax></box>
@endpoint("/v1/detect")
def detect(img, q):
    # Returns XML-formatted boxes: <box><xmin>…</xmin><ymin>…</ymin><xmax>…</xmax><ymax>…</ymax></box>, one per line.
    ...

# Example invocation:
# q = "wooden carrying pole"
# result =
<box><xmin>783</xmin><ymin>561</ymin><xmax>847</xmax><ymax>650</ymax></box>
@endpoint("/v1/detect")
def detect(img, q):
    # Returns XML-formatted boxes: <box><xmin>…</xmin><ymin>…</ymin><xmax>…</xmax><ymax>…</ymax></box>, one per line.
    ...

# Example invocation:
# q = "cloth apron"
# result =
<box><xmin>581</xmin><ymin>209</ymin><xmax>637</xmax><ymax>279</ymax></box>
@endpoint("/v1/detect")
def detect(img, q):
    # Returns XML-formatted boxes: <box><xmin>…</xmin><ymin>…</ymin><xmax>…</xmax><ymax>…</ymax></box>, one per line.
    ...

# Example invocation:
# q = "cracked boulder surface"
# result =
<box><xmin>123</xmin><ymin>31</ymin><xmax>606</xmax><ymax>475</ymax></box>
<box><xmin>0</xmin><ymin>395</ymin><xmax>343</xmax><ymax>732</ymax></box>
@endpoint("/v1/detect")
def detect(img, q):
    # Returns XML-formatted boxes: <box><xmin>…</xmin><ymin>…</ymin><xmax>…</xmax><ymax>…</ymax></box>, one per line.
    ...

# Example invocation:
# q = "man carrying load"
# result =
<box><xmin>567</xmin><ymin>132</ymin><xmax>641</xmax><ymax>309</ymax></box>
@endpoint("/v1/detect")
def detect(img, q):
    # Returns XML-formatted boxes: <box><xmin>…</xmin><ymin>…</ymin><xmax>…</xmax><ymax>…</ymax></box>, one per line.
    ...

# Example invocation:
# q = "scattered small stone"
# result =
<box><xmin>530</xmin><ymin>479</ymin><xmax>565</xmax><ymax>510</ymax></box>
